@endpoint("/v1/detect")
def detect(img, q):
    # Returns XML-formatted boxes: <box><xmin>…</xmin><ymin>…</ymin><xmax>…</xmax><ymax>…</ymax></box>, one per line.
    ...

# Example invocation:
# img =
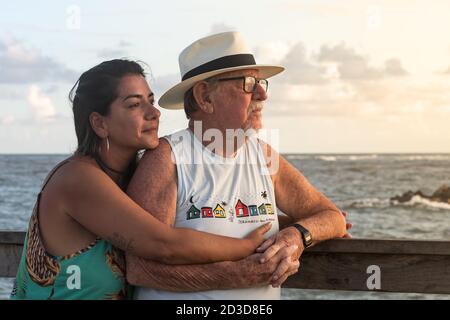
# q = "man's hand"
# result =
<box><xmin>341</xmin><ymin>211</ymin><xmax>353</xmax><ymax>239</ymax></box>
<box><xmin>256</xmin><ymin>227</ymin><xmax>304</xmax><ymax>287</ymax></box>
<box><xmin>229</xmin><ymin>244</ymin><xmax>299</xmax><ymax>289</ymax></box>
<box><xmin>266</xmin><ymin>244</ymin><xmax>300</xmax><ymax>287</ymax></box>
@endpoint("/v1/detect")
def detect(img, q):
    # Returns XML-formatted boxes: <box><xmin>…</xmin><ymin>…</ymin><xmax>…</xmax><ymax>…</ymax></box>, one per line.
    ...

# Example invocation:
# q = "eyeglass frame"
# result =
<box><xmin>215</xmin><ymin>76</ymin><xmax>269</xmax><ymax>93</ymax></box>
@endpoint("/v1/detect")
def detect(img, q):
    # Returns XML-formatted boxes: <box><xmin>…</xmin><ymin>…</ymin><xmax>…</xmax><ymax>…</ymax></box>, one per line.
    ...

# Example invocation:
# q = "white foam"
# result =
<box><xmin>284</xmin><ymin>155</ymin><xmax>309</xmax><ymax>161</ymax></box>
<box><xmin>395</xmin><ymin>155</ymin><xmax>450</xmax><ymax>161</ymax></box>
<box><xmin>394</xmin><ymin>195</ymin><xmax>450</xmax><ymax>210</ymax></box>
<box><xmin>348</xmin><ymin>198</ymin><xmax>390</xmax><ymax>208</ymax></box>
<box><xmin>315</xmin><ymin>155</ymin><xmax>379</xmax><ymax>162</ymax></box>
<box><xmin>317</xmin><ymin>156</ymin><xmax>337</xmax><ymax>162</ymax></box>
<box><xmin>347</xmin><ymin>155</ymin><xmax>378</xmax><ymax>161</ymax></box>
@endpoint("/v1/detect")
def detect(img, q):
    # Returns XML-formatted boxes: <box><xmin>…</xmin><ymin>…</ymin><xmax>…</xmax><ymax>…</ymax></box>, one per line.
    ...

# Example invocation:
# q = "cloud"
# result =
<box><xmin>266</xmin><ymin>42</ymin><xmax>408</xmax><ymax>86</ymax></box>
<box><xmin>118</xmin><ymin>40</ymin><xmax>132</xmax><ymax>48</ymax></box>
<box><xmin>278</xmin><ymin>43</ymin><xmax>328</xmax><ymax>85</ymax></box>
<box><xmin>384</xmin><ymin>59</ymin><xmax>408</xmax><ymax>76</ymax></box>
<box><xmin>266</xmin><ymin>77</ymin><xmax>450</xmax><ymax>119</ymax></box>
<box><xmin>97</xmin><ymin>48</ymin><xmax>128</xmax><ymax>59</ymax></box>
<box><xmin>0</xmin><ymin>115</ymin><xmax>15</xmax><ymax>125</ymax></box>
<box><xmin>317</xmin><ymin>43</ymin><xmax>408</xmax><ymax>80</ymax></box>
<box><xmin>254</xmin><ymin>41</ymin><xmax>291</xmax><ymax>65</ymax></box>
<box><xmin>27</xmin><ymin>85</ymin><xmax>56</xmax><ymax>122</ymax></box>
<box><xmin>149</xmin><ymin>73</ymin><xmax>179</xmax><ymax>101</ymax></box>
<box><xmin>0</xmin><ymin>39</ymin><xmax>77</xmax><ymax>84</ymax></box>
<box><xmin>97</xmin><ymin>40</ymin><xmax>134</xmax><ymax>59</ymax></box>
<box><xmin>209</xmin><ymin>23</ymin><xmax>235</xmax><ymax>35</ymax></box>
<box><xmin>151</xmin><ymin>41</ymin><xmax>444</xmax><ymax>122</ymax></box>
<box><xmin>0</xmin><ymin>85</ymin><xmax>25</xmax><ymax>100</ymax></box>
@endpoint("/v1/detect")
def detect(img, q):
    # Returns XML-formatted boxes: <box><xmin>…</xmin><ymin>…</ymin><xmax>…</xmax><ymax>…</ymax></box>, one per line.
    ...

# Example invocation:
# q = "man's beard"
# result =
<box><xmin>242</xmin><ymin>102</ymin><xmax>264</xmax><ymax>132</ymax></box>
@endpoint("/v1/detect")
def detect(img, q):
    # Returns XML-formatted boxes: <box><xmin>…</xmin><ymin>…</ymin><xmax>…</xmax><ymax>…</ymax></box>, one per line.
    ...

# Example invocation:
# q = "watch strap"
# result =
<box><xmin>291</xmin><ymin>223</ymin><xmax>313</xmax><ymax>248</ymax></box>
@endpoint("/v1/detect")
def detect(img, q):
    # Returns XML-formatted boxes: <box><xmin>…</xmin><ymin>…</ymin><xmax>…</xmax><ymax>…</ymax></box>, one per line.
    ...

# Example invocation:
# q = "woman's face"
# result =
<box><xmin>106</xmin><ymin>74</ymin><xmax>160</xmax><ymax>151</ymax></box>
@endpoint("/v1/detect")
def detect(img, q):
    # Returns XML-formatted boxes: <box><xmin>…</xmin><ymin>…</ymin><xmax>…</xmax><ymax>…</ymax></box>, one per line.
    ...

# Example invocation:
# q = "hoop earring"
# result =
<box><xmin>106</xmin><ymin>137</ymin><xmax>110</xmax><ymax>153</ymax></box>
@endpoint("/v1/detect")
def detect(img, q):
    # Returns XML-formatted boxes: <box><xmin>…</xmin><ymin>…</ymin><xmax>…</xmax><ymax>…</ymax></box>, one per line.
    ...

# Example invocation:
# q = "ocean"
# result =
<box><xmin>1</xmin><ymin>153</ymin><xmax>449</xmax><ymax>300</ymax></box>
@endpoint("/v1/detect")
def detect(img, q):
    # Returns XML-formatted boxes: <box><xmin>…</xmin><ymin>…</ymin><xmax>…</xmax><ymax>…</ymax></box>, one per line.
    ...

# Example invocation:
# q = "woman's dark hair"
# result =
<box><xmin>69</xmin><ymin>59</ymin><xmax>146</xmax><ymax>189</ymax></box>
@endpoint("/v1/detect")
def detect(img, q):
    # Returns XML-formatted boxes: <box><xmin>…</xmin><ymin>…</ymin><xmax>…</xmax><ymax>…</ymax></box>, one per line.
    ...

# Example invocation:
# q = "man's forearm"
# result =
<box><xmin>294</xmin><ymin>208</ymin><xmax>346</xmax><ymax>244</ymax></box>
<box><xmin>126</xmin><ymin>255</ymin><xmax>239</xmax><ymax>292</ymax></box>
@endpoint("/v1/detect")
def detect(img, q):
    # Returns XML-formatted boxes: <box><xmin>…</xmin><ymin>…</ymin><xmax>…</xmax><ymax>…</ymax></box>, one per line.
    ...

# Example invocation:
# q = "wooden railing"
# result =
<box><xmin>1</xmin><ymin>231</ymin><xmax>449</xmax><ymax>294</ymax></box>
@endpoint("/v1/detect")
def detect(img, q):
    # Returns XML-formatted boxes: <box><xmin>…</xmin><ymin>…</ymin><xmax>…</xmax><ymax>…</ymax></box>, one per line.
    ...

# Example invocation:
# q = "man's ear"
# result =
<box><xmin>89</xmin><ymin>112</ymin><xmax>108</xmax><ymax>138</ymax></box>
<box><xmin>193</xmin><ymin>81</ymin><xmax>214</xmax><ymax>114</ymax></box>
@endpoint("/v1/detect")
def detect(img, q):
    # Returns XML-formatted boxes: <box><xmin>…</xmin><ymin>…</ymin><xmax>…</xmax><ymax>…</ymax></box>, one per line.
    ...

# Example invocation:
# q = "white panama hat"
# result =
<box><xmin>158</xmin><ymin>31</ymin><xmax>285</xmax><ymax>110</ymax></box>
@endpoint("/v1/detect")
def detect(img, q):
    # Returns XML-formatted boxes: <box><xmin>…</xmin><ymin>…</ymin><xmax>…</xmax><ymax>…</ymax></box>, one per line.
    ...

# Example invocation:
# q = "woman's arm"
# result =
<box><xmin>59</xmin><ymin>160</ymin><xmax>268</xmax><ymax>264</ymax></box>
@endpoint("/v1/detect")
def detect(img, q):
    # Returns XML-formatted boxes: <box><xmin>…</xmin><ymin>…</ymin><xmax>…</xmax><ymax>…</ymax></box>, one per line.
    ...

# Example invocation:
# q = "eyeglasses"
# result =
<box><xmin>216</xmin><ymin>76</ymin><xmax>268</xmax><ymax>93</ymax></box>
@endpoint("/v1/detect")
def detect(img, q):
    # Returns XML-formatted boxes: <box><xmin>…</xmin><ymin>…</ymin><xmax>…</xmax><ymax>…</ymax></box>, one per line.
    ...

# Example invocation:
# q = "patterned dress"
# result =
<box><xmin>10</xmin><ymin>160</ymin><xmax>131</xmax><ymax>300</ymax></box>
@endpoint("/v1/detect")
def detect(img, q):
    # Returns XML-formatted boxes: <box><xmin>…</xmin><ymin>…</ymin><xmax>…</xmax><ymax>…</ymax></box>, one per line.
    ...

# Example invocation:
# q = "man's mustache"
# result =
<box><xmin>248</xmin><ymin>102</ymin><xmax>264</xmax><ymax>115</ymax></box>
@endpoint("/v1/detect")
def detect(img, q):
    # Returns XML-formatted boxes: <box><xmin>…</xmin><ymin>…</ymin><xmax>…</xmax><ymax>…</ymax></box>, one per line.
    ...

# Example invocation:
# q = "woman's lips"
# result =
<box><xmin>142</xmin><ymin>127</ymin><xmax>157</xmax><ymax>133</ymax></box>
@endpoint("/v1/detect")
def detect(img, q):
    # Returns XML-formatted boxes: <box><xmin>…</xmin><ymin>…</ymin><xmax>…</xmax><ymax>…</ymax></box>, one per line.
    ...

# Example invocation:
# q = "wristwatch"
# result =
<box><xmin>291</xmin><ymin>223</ymin><xmax>313</xmax><ymax>248</ymax></box>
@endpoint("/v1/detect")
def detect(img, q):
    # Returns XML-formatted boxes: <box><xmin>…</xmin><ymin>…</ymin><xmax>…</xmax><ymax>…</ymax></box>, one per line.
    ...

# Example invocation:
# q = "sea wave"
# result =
<box><xmin>346</xmin><ymin>198</ymin><xmax>391</xmax><ymax>208</ymax></box>
<box><xmin>392</xmin><ymin>155</ymin><xmax>450</xmax><ymax>161</ymax></box>
<box><xmin>346</xmin><ymin>196</ymin><xmax>450</xmax><ymax>211</ymax></box>
<box><xmin>391</xmin><ymin>195</ymin><xmax>450</xmax><ymax>210</ymax></box>
<box><xmin>317</xmin><ymin>156</ymin><xmax>337</xmax><ymax>162</ymax></box>
<box><xmin>284</xmin><ymin>155</ymin><xmax>310</xmax><ymax>161</ymax></box>
<box><xmin>284</xmin><ymin>154</ymin><xmax>450</xmax><ymax>162</ymax></box>
<box><xmin>316</xmin><ymin>155</ymin><xmax>379</xmax><ymax>162</ymax></box>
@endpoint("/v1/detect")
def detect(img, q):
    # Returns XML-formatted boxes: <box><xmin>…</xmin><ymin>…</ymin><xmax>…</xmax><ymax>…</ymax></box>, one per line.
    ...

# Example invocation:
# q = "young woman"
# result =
<box><xmin>10</xmin><ymin>59</ymin><xmax>271</xmax><ymax>300</ymax></box>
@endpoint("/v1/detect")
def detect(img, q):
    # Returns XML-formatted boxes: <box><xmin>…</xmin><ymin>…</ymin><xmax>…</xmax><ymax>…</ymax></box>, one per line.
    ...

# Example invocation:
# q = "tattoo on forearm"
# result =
<box><xmin>107</xmin><ymin>232</ymin><xmax>135</xmax><ymax>252</ymax></box>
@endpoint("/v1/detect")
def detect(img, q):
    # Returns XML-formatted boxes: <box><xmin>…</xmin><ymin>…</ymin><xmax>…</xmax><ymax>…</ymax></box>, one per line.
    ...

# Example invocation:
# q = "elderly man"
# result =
<box><xmin>126</xmin><ymin>31</ymin><xmax>347</xmax><ymax>300</ymax></box>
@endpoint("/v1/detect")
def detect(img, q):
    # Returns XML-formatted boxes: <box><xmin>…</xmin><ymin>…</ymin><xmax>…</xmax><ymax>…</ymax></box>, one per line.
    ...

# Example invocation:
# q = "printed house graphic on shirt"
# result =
<box><xmin>213</xmin><ymin>204</ymin><xmax>226</xmax><ymax>218</ymax></box>
<box><xmin>235</xmin><ymin>199</ymin><xmax>249</xmax><ymax>218</ymax></box>
<box><xmin>249</xmin><ymin>205</ymin><xmax>259</xmax><ymax>216</ymax></box>
<box><xmin>265</xmin><ymin>203</ymin><xmax>274</xmax><ymax>215</ymax></box>
<box><xmin>201</xmin><ymin>207</ymin><xmax>214</xmax><ymax>218</ymax></box>
<box><xmin>258</xmin><ymin>203</ymin><xmax>267</xmax><ymax>215</ymax></box>
<box><xmin>186</xmin><ymin>205</ymin><xmax>201</xmax><ymax>220</ymax></box>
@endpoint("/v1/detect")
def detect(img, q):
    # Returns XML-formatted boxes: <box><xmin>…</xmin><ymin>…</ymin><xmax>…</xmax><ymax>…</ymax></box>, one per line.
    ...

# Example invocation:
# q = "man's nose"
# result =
<box><xmin>252</xmin><ymin>83</ymin><xmax>268</xmax><ymax>101</ymax></box>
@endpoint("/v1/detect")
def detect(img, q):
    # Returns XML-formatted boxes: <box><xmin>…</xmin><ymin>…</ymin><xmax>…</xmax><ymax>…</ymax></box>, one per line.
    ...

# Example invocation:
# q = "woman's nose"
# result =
<box><xmin>145</xmin><ymin>102</ymin><xmax>161</xmax><ymax>120</ymax></box>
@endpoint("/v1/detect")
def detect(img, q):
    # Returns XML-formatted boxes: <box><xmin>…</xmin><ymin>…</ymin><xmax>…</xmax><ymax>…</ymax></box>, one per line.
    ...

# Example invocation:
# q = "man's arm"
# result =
<box><xmin>274</xmin><ymin>153</ymin><xmax>347</xmax><ymax>242</ymax></box>
<box><xmin>125</xmin><ymin>139</ymin><xmax>287</xmax><ymax>291</ymax></box>
<box><xmin>256</xmin><ymin>141</ymin><xmax>347</xmax><ymax>283</ymax></box>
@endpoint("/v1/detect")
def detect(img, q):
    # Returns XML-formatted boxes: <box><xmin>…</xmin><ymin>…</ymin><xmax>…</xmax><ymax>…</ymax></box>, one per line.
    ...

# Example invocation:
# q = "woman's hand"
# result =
<box><xmin>243</xmin><ymin>222</ymin><xmax>273</xmax><ymax>251</ymax></box>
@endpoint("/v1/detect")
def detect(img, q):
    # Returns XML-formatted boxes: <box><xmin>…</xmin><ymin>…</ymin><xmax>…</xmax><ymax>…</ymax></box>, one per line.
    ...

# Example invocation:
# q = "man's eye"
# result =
<box><xmin>129</xmin><ymin>102</ymin><xmax>140</xmax><ymax>108</ymax></box>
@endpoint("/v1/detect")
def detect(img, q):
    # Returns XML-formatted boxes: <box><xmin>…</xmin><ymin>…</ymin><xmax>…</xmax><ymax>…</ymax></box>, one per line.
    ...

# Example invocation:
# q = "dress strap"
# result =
<box><xmin>40</xmin><ymin>159</ymin><xmax>72</xmax><ymax>193</ymax></box>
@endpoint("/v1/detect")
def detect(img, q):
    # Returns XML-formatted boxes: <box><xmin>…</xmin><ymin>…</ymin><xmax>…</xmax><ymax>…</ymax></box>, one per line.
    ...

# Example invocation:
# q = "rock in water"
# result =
<box><xmin>390</xmin><ymin>190</ymin><xmax>426</xmax><ymax>203</ymax></box>
<box><xmin>430</xmin><ymin>184</ymin><xmax>450</xmax><ymax>203</ymax></box>
<box><xmin>390</xmin><ymin>184</ymin><xmax>450</xmax><ymax>204</ymax></box>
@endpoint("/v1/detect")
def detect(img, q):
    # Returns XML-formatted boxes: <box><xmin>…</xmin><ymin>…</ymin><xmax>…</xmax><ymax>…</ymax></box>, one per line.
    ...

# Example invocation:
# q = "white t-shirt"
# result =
<box><xmin>134</xmin><ymin>129</ymin><xmax>280</xmax><ymax>300</ymax></box>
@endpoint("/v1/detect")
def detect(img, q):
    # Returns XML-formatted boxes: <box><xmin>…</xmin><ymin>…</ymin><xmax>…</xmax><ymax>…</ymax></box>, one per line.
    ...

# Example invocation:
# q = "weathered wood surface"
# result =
<box><xmin>0</xmin><ymin>231</ymin><xmax>25</xmax><ymax>278</ymax></box>
<box><xmin>1</xmin><ymin>231</ymin><xmax>449</xmax><ymax>294</ymax></box>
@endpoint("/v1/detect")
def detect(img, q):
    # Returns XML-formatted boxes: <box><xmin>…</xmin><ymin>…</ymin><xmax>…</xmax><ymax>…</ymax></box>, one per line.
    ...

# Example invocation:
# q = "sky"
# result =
<box><xmin>0</xmin><ymin>0</ymin><xmax>449</xmax><ymax>154</ymax></box>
